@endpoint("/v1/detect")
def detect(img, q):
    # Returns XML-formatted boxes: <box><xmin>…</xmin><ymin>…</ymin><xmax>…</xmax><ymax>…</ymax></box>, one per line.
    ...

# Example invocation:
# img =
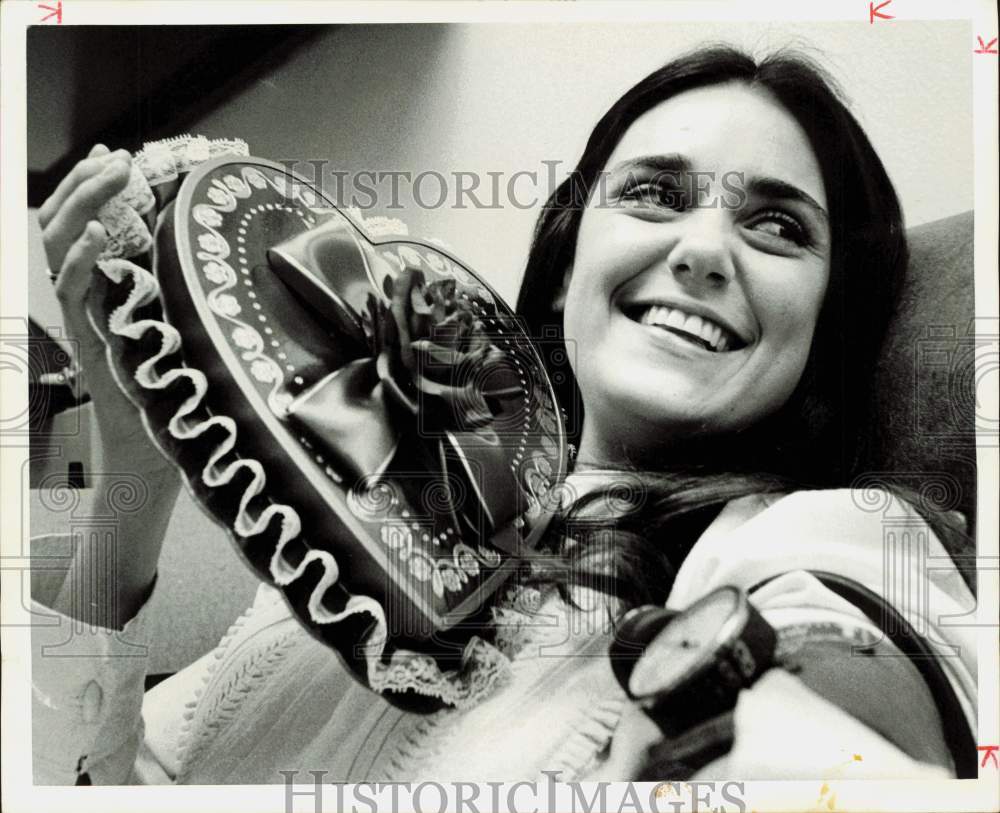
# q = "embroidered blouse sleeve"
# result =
<box><xmin>31</xmin><ymin>532</ymin><xmax>159</xmax><ymax>785</ymax></box>
<box><xmin>30</xmin><ymin>534</ymin><xmax>275</xmax><ymax>785</ymax></box>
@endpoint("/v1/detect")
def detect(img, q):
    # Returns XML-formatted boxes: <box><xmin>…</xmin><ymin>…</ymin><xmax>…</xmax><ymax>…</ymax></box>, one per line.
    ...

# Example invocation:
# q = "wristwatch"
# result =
<box><xmin>610</xmin><ymin>579</ymin><xmax>975</xmax><ymax>779</ymax></box>
<box><xmin>610</xmin><ymin>585</ymin><xmax>777</xmax><ymax>738</ymax></box>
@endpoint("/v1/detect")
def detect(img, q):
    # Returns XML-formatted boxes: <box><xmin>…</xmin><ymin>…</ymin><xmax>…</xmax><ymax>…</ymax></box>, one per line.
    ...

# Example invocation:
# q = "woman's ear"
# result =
<box><xmin>551</xmin><ymin>266</ymin><xmax>573</xmax><ymax>313</ymax></box>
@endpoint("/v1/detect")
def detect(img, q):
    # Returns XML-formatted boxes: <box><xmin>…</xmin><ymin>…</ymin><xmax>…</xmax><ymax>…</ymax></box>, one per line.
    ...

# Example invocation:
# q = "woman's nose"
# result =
<box><xmin>663</xmin><ymin>212</ymin><xmax>735</xmax><ymax>289</ymax></box>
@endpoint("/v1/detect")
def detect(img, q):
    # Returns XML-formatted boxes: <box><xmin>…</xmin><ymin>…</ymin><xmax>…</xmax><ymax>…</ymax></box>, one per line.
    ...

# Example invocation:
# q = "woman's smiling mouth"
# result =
<box><xmin>622</xmin><ymin>303</ymin><xmax>749</xmax><ymax>352</ymax></box>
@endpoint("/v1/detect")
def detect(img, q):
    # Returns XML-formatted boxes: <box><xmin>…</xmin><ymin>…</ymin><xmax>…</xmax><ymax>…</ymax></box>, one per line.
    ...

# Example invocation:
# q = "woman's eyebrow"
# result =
<box><xmin>608</xmin><ymin>153</ymin><xmax>692</xmax><ymax>176</ymax></box>
<box><xmin>746</xmin><ymin>176</ymin><xmax>829</xmax><ymax>224</ymax></box>
<box><xmin>608</xmin><ymin>157</ymin><xmax>829</xmax><ymax>219</ymax></box>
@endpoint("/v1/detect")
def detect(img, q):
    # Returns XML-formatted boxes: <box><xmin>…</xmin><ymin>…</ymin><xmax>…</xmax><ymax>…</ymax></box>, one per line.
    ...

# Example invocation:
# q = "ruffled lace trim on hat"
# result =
<box><xmin>97</xmin><ymin>135</ymin><xmax>250</xmax><ymax>261</ymax></box>
<box><xmin>96</xmin><ymin>135</ymin><xmax>410</xmax><ymax>259</ymax></box>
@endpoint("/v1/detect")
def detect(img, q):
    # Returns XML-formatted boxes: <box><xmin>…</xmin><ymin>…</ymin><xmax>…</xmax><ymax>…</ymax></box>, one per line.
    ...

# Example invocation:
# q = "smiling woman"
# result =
<box><xmin>513</xmin><ymin>44</ymin><xmax>976</xmax><ymax>775</ymax></box>
<box><xmin>520</xmin><ymin>46</ymin><xmax>908</xmax><ymax>483</ymax></box>
<box><xmin>29</xmin><ymin>40</ymin><xmax>976</xmax><ymax>787</ymax></box>
<box><xmin>564</xmin><ymin>82</ymin><xmax>831</xmax><ymax>455</ymax></box>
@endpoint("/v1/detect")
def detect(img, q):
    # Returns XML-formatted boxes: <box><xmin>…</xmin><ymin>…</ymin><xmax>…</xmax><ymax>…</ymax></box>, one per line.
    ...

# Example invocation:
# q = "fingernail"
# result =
<box><xmin>85</xmin><ymin>221</ymin><xmax>105</xmax><ymax>242</ymax></box>
<box><xmin>100</xmin><ymin>150</ymin><xmax>130</xmax><ymax>168</ymax></box>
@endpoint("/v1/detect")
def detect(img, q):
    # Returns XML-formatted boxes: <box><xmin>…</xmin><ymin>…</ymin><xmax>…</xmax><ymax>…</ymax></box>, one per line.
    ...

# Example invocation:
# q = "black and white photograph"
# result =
<box><xmin>1</xmin><ymin>2</ymin><xmax>997</xmax><ymax>811</ymax></box>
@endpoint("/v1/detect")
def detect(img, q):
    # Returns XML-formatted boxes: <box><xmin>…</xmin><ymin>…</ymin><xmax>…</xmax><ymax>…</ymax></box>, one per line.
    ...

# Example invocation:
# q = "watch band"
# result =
<box><xmin>638</xmin><ymin>711</ymin><xmax>736</xmax><ymax>781</ymax></box>
<box><xmin>611</xmin><ymin>586</ymin><xmax>776</xmax><ymax>738</ymax></box>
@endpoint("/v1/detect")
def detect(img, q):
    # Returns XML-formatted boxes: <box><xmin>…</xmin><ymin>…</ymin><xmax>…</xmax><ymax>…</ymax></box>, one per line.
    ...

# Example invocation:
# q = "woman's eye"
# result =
<box><xmin>748</xmin><ymin>211</ymin><xmax>808</xmax><ymax>246</ymax></box>
<box><xmin>619</xmin><ymin>180</ymin><xmax>687</xmax><ymax>210</ymax></box>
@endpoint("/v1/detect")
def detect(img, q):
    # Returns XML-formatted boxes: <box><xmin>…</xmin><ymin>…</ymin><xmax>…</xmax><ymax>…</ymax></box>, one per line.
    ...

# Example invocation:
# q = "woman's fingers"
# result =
<box><xmin>587</xmin><ymin>702</ymin><xmax>663</xmax><ymax>780</ymax></box>
<box><xmin>38</xmin><ymin>145</ymin><xmax>122</xmax><ymax>227</ymax></box>
<box><xmin>41</xmin><ymin>155</ymin><xmax>131</xmax><ymax>272</ymax></box>
<box><xmin>54</xmin><ymin>220</ymin><xmax>107</xmax><ymax>319</ymax></box>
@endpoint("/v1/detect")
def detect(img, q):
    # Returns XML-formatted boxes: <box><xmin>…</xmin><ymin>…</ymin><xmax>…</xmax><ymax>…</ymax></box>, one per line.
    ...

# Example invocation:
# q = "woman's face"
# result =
<box><xmin>560</xmin><ymin>82</ymin><xmax>832</xmax><ymax>463</ymax></box>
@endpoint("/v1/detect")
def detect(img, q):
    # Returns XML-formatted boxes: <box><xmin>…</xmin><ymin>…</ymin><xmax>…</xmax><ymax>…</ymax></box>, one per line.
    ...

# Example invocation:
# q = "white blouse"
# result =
<box><xmin>30</xmin><ymin>488</ymin><xmax>977</xmax><ymax>785</ymax></box>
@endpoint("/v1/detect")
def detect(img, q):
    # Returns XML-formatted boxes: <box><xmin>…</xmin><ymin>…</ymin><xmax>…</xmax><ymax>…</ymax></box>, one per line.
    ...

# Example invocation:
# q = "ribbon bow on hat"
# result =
<box><xmin>270</xmin><ymin>223</ymin><xmax>527</xmax><ymax>555</ymax></box>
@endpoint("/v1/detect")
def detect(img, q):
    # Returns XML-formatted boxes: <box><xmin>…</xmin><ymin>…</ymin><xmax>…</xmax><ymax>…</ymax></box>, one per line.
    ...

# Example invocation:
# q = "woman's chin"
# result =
<box><xmin>585</xmin><ymin>359</ymin><xmax>748</xmax><ymax>427</ymax></box>
<box><xmin>584</xmin><ymin>387</ymin><xmax>731</xmax><ymax>447</ymax></box>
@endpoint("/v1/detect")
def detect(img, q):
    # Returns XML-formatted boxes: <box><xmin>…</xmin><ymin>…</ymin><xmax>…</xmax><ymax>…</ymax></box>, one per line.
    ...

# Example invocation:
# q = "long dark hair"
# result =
<box><xmin>514</xmin><ymin>45</ymin><xmax>968</xmax><ymax>606</ymax></box>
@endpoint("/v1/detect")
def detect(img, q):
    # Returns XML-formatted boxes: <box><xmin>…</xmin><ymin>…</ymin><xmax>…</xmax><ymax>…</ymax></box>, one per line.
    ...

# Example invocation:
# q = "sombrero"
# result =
<box><xmin>90</xmin><ymin>135</ymin><xmax>567</xmax><ymax>711</ymax></box>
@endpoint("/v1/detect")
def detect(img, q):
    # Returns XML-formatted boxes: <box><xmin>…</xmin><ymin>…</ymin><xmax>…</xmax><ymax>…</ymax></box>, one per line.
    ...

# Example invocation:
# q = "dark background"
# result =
<box><xmin>27</xmin><ymin>25</ymin><xmax>325</xmax><ymax>207</ymax></box>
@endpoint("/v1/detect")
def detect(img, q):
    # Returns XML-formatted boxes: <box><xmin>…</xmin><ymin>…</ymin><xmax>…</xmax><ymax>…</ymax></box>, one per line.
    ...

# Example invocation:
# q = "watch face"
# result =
<box><xmin>628</xmin><ymin>587</ymin><xmax>741</xmax><ymax>698</ymax></box>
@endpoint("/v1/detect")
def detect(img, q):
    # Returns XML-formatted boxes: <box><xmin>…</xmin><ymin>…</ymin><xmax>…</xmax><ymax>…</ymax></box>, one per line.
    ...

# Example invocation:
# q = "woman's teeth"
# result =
<box><xmin>635</xmin><ymin>305</ymin><xmax>732</xmax><ymax>352</ymax></box>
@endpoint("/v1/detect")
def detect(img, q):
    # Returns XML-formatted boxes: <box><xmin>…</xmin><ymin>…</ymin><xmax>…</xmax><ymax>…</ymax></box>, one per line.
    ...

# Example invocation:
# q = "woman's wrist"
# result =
<box><xmin>57</xmin><ymin>462</ymin><xmax>181</xmax><ymax>629</ymax></box>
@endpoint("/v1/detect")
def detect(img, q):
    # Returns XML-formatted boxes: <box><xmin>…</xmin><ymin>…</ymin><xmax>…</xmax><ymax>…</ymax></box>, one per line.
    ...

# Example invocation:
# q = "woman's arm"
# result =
<box><xmin>597</xmin><ymin>489</ymin><xmax>976</xmax><ymax>780</ymax></box>
<box><xmin>31</xmin><ymin>144</ymin><xmax>185</xmax><ymax>784</ymax></box>
<box><xmin>595</xmin><ymin>578</ymin><xmax>958</xmax><ymax>780</ymax></box>
<box><xmin>38</xmin><ymin>144</ymin><xmax>182</xmax><ymax>629</ymax></box>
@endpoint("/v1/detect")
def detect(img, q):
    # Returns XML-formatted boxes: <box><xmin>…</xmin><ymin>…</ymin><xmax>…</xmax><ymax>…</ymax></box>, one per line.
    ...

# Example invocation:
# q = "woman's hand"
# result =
<box><xmin>39</xmin><ymin>144</ymin><xmax>170</xmax><ymax>473</ymax></box>
<box><xmin>39</xmin><ymin>144</ymin><xmax>181</xmax><ymax>628</ymax></box>
<box><xmin>589</xmin><ymin>701</ymin><xmax>664</xmax><ymax>780</ymax></box>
